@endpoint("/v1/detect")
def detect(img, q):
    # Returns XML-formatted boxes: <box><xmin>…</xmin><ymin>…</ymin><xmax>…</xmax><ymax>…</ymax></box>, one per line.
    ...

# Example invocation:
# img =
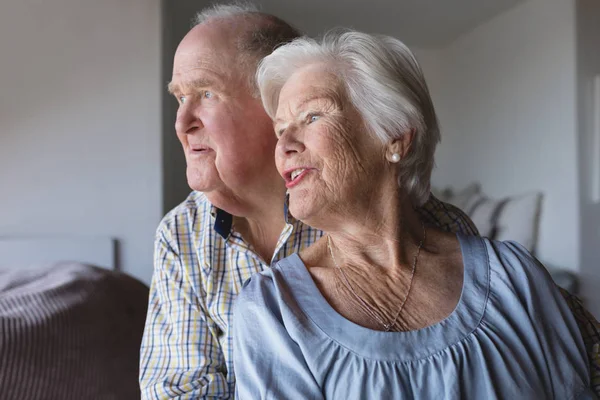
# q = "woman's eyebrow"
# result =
<box><xmin>274</xmin><ymin>91</ymin><xmax>342</xmax><ymax>124</ymax></box>
<box><xmin>296</xmin><ymin>93</ymin><xmax>339</xmax><ymax>110</ymax></box>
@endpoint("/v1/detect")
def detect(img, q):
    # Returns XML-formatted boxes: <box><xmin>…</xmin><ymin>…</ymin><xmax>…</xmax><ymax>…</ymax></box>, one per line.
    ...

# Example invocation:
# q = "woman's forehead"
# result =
<box><xmin>286</xmin><ymin>63</ymin><xmax>338</xmax><ymax>89</ymax></box>
<box><xmin>278</xmin><ymin>67</ymin><xmax>343</xmax><ymax>107</ymax></box>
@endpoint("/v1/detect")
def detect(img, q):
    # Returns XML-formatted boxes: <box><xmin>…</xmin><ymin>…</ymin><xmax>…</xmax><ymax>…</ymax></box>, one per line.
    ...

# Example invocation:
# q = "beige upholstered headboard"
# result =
<box><xmin>0</xmin><ymin>237</ymin><xmax>116</xmax><ymax>270</ymax></box>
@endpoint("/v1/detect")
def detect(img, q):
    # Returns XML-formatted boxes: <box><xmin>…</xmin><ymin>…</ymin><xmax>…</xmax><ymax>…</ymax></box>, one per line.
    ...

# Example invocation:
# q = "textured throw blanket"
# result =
<box><xmin>0</xmin><ymin>263</ymin><xmax>149</xmax><ymax>400</ymax></box>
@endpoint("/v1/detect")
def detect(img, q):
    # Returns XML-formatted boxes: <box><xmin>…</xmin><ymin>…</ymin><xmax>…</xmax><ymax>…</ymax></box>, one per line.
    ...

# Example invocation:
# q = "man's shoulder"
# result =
<box><xmin>156</xmin><ymin>191</ymin><xmax>212</xmax><ymax>238</ymax></box>
<box><xmin>152</xmin><ymin>192</ymin><xmax>218</xmax><ymax>287</ymax></box>
<box><xmin>419</xmin><ymin>194</ymin><xmax>479</xmax><ymax>235</ymax></box>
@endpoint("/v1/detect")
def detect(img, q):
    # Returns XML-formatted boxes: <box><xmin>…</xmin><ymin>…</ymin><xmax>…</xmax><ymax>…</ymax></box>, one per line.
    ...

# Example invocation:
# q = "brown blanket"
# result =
<box><xmin>0</xmin><ymin>263</ymin><xmax>149</xmax><ymax>400</ymax></box>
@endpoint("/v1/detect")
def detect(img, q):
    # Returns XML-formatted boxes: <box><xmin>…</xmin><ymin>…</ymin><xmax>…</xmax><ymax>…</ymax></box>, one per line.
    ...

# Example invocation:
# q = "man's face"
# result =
<box><xmin>169</xmin><ymin>22</ymin><xmax>280</xmax><ymax>201</ymax></box>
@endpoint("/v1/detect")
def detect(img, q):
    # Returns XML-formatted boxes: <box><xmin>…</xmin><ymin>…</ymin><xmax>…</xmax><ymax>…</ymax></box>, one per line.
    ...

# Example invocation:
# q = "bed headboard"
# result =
<box><xmin>0</xmin><ymin>237</ymin><xmax>116</xmax><ymax>270</ymax></box>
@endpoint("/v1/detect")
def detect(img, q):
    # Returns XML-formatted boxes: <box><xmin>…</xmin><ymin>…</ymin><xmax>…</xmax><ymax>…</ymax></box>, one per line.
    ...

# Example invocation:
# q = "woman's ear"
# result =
<box><xmin>386</xmin><ymin>128</ymin><xmax>415</xmax><ymax>163</ymax></box>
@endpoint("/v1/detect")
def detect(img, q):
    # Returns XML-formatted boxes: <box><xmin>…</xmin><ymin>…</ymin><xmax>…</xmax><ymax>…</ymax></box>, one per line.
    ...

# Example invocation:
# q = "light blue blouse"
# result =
<box><xmin>233</xmin><ymin>234</ymin><xmax>596</xmax><ymax>399</ymax></box>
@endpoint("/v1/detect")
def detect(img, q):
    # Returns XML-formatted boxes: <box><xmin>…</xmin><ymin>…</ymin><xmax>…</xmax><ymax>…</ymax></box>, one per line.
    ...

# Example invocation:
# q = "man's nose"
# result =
<box><xmin>175</xmin><ymin>102</ymin><xmax>203</xmax><ymax>135</ymax></box>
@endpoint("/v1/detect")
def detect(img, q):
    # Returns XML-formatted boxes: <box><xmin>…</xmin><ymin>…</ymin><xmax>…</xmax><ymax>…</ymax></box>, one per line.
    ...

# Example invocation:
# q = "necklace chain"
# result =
<box><xmin>326</xmin><ymin>221</ymin><xmax>426</xmax><ymax>332</ymax></box>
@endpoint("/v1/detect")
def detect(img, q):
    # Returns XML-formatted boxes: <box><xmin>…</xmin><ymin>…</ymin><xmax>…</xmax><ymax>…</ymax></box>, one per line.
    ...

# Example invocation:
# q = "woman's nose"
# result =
<box><xmin>276</xmin><ymin>127</ymin><xmax>305</xmax><ymax>157</ymax></box>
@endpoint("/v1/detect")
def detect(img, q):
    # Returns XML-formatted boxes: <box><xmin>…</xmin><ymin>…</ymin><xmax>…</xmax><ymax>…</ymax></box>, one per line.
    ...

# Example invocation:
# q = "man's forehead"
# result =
<box><xmin>173</xmin><ymin>45</ymin><xmax>223</xmax><ymax>71</ymax></box>
<box><xmin>172</xmin><ymin>39</ymin><xmax>239</xmax><ymax>84</ymax></box>
<box><xmin>171</xmin><ymin>47</ymin><xmax>231</xmax><ymax>87</ymax></box>
<box><xmin>174</xmin><ymin>23</ymin><xmax>237</xmax><ymax>65</ymax></box>
<box><xmin>176</xmin><ymin>21</ymin><xmax>237</xmax><ymax>59</ymax></box>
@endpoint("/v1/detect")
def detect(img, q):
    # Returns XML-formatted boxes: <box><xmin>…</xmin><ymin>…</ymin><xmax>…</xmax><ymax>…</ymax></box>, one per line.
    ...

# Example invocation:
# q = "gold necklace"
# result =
<box><xmin>326</xmin><ymin>221</ymin><xmax>426</xmax><ymax>332</ymax></box>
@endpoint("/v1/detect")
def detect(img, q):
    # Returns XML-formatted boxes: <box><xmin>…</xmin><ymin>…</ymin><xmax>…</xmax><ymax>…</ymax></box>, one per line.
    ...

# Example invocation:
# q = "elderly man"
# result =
<box><xmin>139</xmin><ymin>4</ymin><xmax>600</xmax><ymax>399</ymax></box>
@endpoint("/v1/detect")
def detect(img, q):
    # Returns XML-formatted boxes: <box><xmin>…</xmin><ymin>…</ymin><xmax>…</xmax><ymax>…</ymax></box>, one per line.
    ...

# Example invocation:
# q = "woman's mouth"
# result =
<box><xmin>284</xmin><ymin>167</ymin><xmax>313</xmax><ymax>189</ymax></box>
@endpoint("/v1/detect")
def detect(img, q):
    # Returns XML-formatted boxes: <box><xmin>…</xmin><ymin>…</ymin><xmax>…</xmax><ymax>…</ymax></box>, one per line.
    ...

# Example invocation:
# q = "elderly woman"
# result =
<box><xmin>232</xmin><ymin>31</ymin><xmax>595</xmax><ymax>399</ymax></box>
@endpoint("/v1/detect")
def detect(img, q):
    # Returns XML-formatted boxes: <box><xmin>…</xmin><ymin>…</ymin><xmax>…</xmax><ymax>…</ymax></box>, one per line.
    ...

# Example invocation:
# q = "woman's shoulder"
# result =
<box><xmin>234</xmin><ymin>254</ymin><xmax>304</xmax><ymax>316</ymax></box>
<box><xmin>482</xmin><ymin>238</ymin><xmax>553</xmax><ymax>286</ymax></box>
<box><xmin>460</xmin><ymin>234</ymin><xmax>547</xmax><ymax>278</ymax></box>
<box><xmin>469</xmin><ymin>236</ymin><xmax>566</xmax><ymax>313</ymax></box>
<box><xmin>471</xmin><ymin>236</ymin><xmax>590</xmax><ymax>391</ymax></box>
<box><xmin>241</xmin><ymin>253</ymin><xmax>303</xmax><ymax>290</ymax></box>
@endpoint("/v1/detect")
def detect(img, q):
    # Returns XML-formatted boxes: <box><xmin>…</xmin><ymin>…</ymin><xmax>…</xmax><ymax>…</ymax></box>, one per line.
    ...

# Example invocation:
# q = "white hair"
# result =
<box><xmin>193</xmin><ymin>2</ymin><xmax>259</xmax><ymax>26</ymax></box>
<box><xmin>257</xmin><ymin>30</ymin><xmax>440</xmax><ymax>206</ymax></box>
<box><xmin>192</xmin><ymin>2</ymin><xmax>301</xmax><ymax>96</ymax></box>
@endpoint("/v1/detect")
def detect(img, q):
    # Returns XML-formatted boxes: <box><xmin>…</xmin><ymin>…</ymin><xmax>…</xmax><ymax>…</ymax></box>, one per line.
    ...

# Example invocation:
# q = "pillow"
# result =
<box><xmin>468</xmin><ymin>192</ymin><xmax>543</xmax><ymax>253</ymax></box>
<box><xmin>451</xmin><ymin>183</ymin><xmax>482</xmax><ymax>212</ymax></box>
<box><xmin>431</xmin><ymin>186</ymin><xmax>455</xmax><ymax>203</ymax></box>
<box><xmin>433</xmin><ymin>183</ymin><xmax>481</xmax><ymax>209</ymax></box>
<box><xmin>493</xmin><ymin>192</ymin><xmax>543</xmax><ymax>252</ymax></box>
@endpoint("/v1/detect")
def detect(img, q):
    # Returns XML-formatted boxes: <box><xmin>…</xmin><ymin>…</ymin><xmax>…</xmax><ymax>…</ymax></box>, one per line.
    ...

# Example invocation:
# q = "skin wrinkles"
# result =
<box><xmin>275</xmin><ymin>66</ymin><xmax>383</xmax><ymax>231</ymax></box>
<box><xmin>168</xmin><ymin>76</ymin><xmax>224</xmax><ymax>99</ymax></box>
<box><xmin>273</xmin><ymin>91</ymin><xmax>345</xmax><ymax>132</ymax></box>
<box><xmin>274</xmin><ymin>62</ymin><xmax>464</xmax><ymax>332</ymax></box>
<box><xmin>171</xmin><ymin>18</ymin><xmax>287</xmax><ymax>261</ymax></box>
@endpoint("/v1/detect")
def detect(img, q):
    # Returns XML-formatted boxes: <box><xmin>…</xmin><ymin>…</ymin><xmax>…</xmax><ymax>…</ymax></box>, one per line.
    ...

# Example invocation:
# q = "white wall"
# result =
<box><xmin>576</xmin><ymin>0</ymin><xmax>600</xmax><ymax>317</ymax></box>
<box><xmin>423</xmin><ymin>0</ymin><xmax>581</xmax><ymax>271</ymax></box>
<box><xmin>0</xmin><ymin>0</ymin><xmax>162</xmax><ymax>284</ymax></box>
<box><xmin>413</xmin><ymin>49</ymin><xmax>445</xmax><ymax>106</ymax></box>
<box><xmin>162</xmin><ymin>1</ymin><xmax>210</xmax><ymax>213</ymax></box>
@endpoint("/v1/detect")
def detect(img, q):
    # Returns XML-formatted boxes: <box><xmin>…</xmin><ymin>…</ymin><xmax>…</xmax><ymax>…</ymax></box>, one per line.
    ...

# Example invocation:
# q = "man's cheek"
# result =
<box><xmin>215</xmin><ymin>151</ymin><xmax>248</xmax><ymax>177</ymax></box>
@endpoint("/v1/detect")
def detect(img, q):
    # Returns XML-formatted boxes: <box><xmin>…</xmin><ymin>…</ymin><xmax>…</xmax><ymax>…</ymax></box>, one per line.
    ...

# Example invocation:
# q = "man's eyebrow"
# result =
<box><xmin>167</xmin><ymin>81</ymin><xmax>178</xmax><ymax>95</ymax></box>
<box><xmin>166</xmin><ymin>78</ymin><xmax>221</xmax><ymax>95</ymax></box>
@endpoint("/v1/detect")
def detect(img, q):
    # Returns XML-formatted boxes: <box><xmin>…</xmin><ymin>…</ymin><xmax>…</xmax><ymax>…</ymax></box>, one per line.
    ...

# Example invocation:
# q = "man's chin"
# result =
<box><xmin>188</xmin><ymin>180</ymin><xmax>218</xmax><ymax>193</ymax></box>
<box><xmin>186</xmin><ymin>175</ymin><xmax>219</xmax><ymax>191</ymax></box>
<box><xmin>187</xmin><ymin>176</ymin><xmax>233</xmax><ymax>205</ymax></box>
<box><xmin>186</xmin><ymin>168</ymin><xmax>220</xmax><ymax>193</ymax></box>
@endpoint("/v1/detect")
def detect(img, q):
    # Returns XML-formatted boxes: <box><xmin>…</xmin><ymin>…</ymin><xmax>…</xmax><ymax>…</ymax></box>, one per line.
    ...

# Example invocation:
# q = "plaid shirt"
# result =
<box><xmin>139</xmin><ymin>191</ymin><xmax>600</xmax><ymax>399</ymax></box>
<box><xmin>560</xmin><ymin>288</ymin><xmax>600</xmax><ymax>395</ymax></box>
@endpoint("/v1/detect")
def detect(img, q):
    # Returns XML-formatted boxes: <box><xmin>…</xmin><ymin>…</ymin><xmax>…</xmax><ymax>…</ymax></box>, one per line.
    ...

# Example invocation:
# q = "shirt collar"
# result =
<box><xmin>210</xmin><ymin>195</ymin><xmax>296</xmax><ymax>240</ymax></box>
<box><xmin>284</xmin><ymin>194</ymin><xmax>292</xmax><ymax>224</ymax></box>
<box><xmin>210</xmin><ymin>205</ymin><xmax>233</xmax><ymax>239</ymax></box>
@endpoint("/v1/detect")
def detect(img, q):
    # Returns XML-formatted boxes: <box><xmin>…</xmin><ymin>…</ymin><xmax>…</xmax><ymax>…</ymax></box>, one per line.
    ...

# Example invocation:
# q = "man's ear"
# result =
<box><xmin>386</xmin><ymin>128</ymin><xmax>415</xmax><ymax>162</ymax></box>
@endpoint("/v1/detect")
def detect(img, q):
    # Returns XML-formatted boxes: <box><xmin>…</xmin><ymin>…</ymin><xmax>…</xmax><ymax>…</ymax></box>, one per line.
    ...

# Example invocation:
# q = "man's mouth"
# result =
<box><xmin>190</xmin><ymin>145</ymin><xmax>213</xmax><ymax>154</ymax></box>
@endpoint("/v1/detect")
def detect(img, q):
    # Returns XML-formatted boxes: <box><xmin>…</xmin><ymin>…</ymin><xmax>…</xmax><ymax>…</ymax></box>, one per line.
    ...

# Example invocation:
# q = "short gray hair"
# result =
<box><xmin>193</xmin><ymin>2</ymin><xmax>301</xmax><ymax>95</ymax></box>
<box><xmin>193</xmin><ymin>2</ymin><xmax>258</xmax><ymax>25</ymax></box>
<box><xmin>257</xmin><ymin>30</ymin><xmax>440</xmax><ymax>206</ymax></box>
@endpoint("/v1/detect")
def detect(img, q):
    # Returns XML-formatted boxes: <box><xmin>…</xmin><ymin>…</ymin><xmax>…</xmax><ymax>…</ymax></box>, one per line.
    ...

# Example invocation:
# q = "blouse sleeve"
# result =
<box><xmin>495</xmin><ymin>240</ymin><xmax>596</xmax><ymax>398</ymax></box>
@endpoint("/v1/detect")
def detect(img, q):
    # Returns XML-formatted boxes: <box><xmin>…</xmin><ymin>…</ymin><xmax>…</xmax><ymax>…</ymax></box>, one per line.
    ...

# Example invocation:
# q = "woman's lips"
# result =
<box><xmin>284</xmin><ymin>168</ymin><xmax>313</xmax><ymax>189</ymax></box>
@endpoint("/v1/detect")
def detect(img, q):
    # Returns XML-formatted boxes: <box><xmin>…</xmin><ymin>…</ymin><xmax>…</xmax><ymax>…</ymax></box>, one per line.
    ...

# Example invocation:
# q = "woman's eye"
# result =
<box><xmin>277</xmin><ymin>128</ymin><xmax>285</xmax><ymax>138</ymax></box>
<box><xmin>308</xmin><ymin>114</ymin><xmax>320</xmax><ymax>123</ymax></box>
<box><xmin>179</xmin><ymin>96</ymin><xmax>186</xmax><ymax>104</ymax></box>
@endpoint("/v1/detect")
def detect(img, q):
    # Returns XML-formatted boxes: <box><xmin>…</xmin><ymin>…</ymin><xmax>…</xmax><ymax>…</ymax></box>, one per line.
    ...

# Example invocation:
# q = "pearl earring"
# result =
<box><xmin>391</xmin><ymin>153</ymin><xmax>401</xmax><ymax>163</ymax></box>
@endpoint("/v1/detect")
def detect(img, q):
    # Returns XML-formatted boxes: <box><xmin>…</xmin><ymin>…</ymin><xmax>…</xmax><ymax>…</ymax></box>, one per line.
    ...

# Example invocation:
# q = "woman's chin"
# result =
<box><xmin>288</xmin><ymin>200</ymin><xmax>317</xmax><ymax>224</ymax></box>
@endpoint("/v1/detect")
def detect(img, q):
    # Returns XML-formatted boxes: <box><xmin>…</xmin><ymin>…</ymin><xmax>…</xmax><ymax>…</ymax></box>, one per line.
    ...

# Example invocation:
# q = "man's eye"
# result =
<box><xmin>308</xmin><ymin>114</ymin><xmax>320</xmax><ymax>123</ymax></box>
<box><xmin>204</xmin><ymin>91</ymin><xmax>213</xmax><ymax>99</ymax></box>
<box><xmin>179</xmin><ymin>96</ymin><xmax>186</xmax><ymax>104</ymax></box>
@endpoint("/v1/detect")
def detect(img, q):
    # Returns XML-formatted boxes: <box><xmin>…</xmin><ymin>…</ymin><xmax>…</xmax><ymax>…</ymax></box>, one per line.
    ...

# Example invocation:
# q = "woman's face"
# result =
<box><xmin>274</xmin><ymin>64</ymin><xmax>391</xmax><ymax>228</ymax></box>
